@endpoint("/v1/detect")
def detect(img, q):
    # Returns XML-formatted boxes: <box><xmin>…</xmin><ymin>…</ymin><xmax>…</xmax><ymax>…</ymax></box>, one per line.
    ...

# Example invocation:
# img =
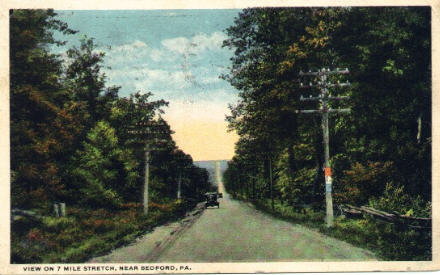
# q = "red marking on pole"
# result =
<box><xmin>324</xmin><ymin>167</ymin><xmax>332</xmax><ymax>177</ymax></box>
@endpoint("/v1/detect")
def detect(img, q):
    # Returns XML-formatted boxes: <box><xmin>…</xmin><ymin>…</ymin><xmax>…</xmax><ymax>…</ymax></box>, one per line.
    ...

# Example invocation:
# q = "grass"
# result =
<box><xmin>11</xmin><ymin>200</ymin><xmax>197</xmax><ymax>263</ymax></box>
<box><xmin>234</xmin><ymin>195</ymin><xmax>431</xmax><ymax>261</ymax></box>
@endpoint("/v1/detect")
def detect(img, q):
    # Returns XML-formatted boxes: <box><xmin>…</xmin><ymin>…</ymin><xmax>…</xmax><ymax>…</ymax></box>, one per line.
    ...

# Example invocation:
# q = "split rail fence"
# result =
<box><xmin>339</xmin><ymin>204</ymin><xmax>431</xmax><ymax>230</ymax></box>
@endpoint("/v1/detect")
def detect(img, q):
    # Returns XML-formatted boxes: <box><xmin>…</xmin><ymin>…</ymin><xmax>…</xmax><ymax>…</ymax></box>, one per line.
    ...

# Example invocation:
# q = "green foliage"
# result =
<box><xmin>369</xmin><ymin>183</ymin><xmax>431</xmax><ymax>217</ymax></box>
<box><xmin>275</xmin><ymin>149</ymin><xmax>315</xmax><ymax>206</ymax></box>
<box><xmin>222</xmin><ymin>7</ymin><xmax>431</xmax><ymax>261</ymax></box>
<box><xmin>11</xmin><ymin>200</ymin><xmax>198</xmax><ymax>263</ymax></box>
<box><xmin>70</xmin><ymin>121</ymin><xmax>123</xmax><ymax>208</ymax></box>
<box><xmin>10</xmin><ymin>9</ymin><xmax>81</xmax><ymax>209</ymax></box>
<box><xmin>335</xmin><ymin>161</ymin><xmax>394</xmax><ymax>205</ymax></box>
<box><xmin>42</xmin><ymin>217</ymin><xmax>76</xmax><ymax>232</ymax></box>
<box><xmin>10</xmin><ymin>9</ymin><xmax>213</xmax><ymax>263</ymax></box>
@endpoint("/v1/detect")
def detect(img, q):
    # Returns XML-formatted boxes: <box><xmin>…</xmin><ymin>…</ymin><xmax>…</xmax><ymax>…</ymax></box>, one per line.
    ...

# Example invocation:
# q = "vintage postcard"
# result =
<box><xmin>1</xmin><ymin>0</ymin><xmax>439</xmax><ymax>274</ymax></box>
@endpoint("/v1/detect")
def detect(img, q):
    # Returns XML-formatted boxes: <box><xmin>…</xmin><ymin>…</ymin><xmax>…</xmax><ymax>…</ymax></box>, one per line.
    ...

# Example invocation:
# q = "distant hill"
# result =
<box><xmin>194</xmin><ymin>160</ymin><xmax>229</xmax><ymax>190</ymax></box>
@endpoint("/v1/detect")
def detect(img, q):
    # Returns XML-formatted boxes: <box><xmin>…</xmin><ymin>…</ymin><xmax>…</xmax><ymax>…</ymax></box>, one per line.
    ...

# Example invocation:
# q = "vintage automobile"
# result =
<box><xmin>204</xmin><ymin>192</ymin><xmax>222</xmax><ymax>208</ymax></box>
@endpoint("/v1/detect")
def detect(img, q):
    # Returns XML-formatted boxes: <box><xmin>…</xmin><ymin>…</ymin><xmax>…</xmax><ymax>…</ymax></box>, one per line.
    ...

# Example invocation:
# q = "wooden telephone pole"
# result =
<box><xmin>177</xmin><ymin>172</ymin><xmax>182</xmax><ymax>200</ymax></box>
<box><xmin>298</xmin><ymin>68</ymin><xmax>351</xmax><ymax>227</ymax></box>
<box><xmin>144</xmin><ymin>150</ymin><xmax>150</xmax><ymax>214</ymax></box>
<box><xmin>127</xmin><ymin>121</ymin><xmax>169</xmax><ymax>215</ymax></box>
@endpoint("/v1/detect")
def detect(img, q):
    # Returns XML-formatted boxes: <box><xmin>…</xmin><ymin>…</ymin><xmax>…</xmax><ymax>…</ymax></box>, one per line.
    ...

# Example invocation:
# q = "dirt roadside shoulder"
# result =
<box><xmin>89</xmin><ymin>203</ymin><xmax>205</xmax><ymax>263</ymax></box>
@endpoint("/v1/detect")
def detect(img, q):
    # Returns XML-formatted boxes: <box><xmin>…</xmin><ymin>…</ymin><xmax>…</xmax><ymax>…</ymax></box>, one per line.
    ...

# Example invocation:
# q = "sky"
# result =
<box><xmin>53</xmin><ymin>10</ymin><xmax>241</xmax><ymax>161</ymax></box>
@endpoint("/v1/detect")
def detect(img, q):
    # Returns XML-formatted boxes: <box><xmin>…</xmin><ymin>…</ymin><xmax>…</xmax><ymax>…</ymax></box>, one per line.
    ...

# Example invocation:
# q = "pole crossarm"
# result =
<box><xmin>300</xmin><ymin>82</ymin><xmax>351</xmax><ymax>89</ymax></box>
<box><xmin>329</xmin><ymin>108</ymin><xmax>351</xmax><ymax>113</ymax></box>
<box><xmin>328</xmin><ymin>96</ymin><xmax>350</xmax><ymax>100</ymax></box>
<box><xmin>300</xmin><ymin>95</ymin><xmax>350</xmax><ymax>101</ymax></box>
<box><xmin>326</xmin><ymin>82</ymin><xmax>351</xmax><ymax>88</ymax></box>
<box><xmin>296</xmin><ymin>108</ymin><xmax>351</xmax><ymax>114</ymax></box>
<box><xmin>300</xmin><ymin>95</ymin><xmax>322</xmax><ymax>101</ymax></box>
<box><xmin>296</xmin><ymin>109</ymin><xmax>322</xmax><ymax>114</ymax></box>
<box><xmin>299</xmin><ymin>68</ymin><xmax>349</xmax><ymax>76</ymax></box>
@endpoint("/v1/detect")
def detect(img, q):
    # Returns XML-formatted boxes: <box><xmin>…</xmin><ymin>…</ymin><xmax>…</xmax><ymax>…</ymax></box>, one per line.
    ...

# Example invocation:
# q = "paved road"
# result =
<box><xmin>91</xmin><ymin>181</ymin><xmax>376</xmax><ymax>262</ymax></box>
<box><xmin>155</xmin><ymin>182</ymin><xmax>376</xmax><ymax>262</ymax></box>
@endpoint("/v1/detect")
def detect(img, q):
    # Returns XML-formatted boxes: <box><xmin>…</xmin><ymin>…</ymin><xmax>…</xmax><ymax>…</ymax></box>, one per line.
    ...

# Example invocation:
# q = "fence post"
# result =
<box><xmin>60</xmin><ymin>202</ymin><xmax>66</xmax><ymax>217</ymax></box>
<box><xmin>53</xmin><ymin>203</ymin><xmax>60</xmax><ymax>218</ymax></box>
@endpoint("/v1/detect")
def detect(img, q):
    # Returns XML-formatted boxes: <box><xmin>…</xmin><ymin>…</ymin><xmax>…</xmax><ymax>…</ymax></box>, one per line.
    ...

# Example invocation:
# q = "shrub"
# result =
<box><xmin>42</xmin><ymin>217</ymin><xmax>76</xmax><ymax>232</ymax></box>
<box><xmin>335</xmin><ymin>161</ymin><xmax>394</xmax><ymax>205</ymax></box>
<box><xmin>369</xmin><ymin>182</ymin><xmax>431</xmax><ymax>217</ymax></box>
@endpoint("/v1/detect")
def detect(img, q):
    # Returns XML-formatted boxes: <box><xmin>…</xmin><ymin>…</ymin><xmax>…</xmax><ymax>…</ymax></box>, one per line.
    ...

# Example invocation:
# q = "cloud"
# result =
<box><xmin>200</xmin><ymin>76</ymin><xmax>221</xmax><ymax>84</ymax></box>
<box><xmin>105</xmin><ymin>67</ymin><xmax>193</xmax><ymax>92</ymax></box>
<box><xmin>150</xmin><ymin>49</ymin><xmax>165</xmax><ymax>62</ymax></box>
<box><xmin>134</xmin><ymin>69</ymin><xmax>192</xmax><ymax>90</ymax></box>
<box><xmin>113</xmin><ymin>40</ymin><xmax>148</xmax><ymax>53</ymax></box>
<box><xmin>161</xmin><ymin>31</ymin><xmax>227</xmax><ymax>56</ymax></box>
<box><xmin>97</xmin><ymin>31</ymin><xmax>235</xmax><ymax>102</ymax></box>
<box><xmin>162</xmin><ymin>37</ymin><xmax>189</xmax><ymax>55</ymax></box>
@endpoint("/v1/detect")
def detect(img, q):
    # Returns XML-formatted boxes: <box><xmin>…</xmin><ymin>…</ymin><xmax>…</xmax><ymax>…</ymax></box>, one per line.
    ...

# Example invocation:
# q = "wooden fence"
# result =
<box><xmin>339</xmin><ymin>204</ymin><xmax>431</xmax><ymax>230</ymax></box>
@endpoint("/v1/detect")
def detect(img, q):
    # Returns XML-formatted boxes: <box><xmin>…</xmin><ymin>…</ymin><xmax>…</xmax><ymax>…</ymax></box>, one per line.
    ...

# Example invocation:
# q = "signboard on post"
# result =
<box><xmin>325</xmin><ymin>167</ymin><xmax>332</xmax><ymax>192</ymax></box>
<box><xmin>324</xmin><ymin>167</ymin><xmax>332</xmax><ymax>177</ymax></box>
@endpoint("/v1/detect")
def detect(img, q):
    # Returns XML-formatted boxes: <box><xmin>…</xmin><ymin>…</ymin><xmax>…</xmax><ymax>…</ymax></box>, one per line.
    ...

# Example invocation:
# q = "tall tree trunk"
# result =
<box><xmin>417</xmin><ymin>113</ymin><xmax>422</xmax><ymax>144</ymax></box>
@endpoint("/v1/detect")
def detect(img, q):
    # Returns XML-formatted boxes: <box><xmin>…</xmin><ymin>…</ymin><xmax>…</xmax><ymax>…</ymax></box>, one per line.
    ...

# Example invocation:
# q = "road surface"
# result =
<box><xmin>91</xmin><ymin>181</ymin><xmax>376</xmax><ymax>262</ymax></box>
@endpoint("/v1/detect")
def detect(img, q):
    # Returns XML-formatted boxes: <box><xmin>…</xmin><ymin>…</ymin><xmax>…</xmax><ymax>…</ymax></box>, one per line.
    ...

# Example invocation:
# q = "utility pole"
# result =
<box><xmin>177</xmin><ymin>171</ymin><xmax>182</xmax><ymax>200</ymax></box>
<box><xmin>144</xmin><ymin>150</ymin><xmax>150</xmax><ymax>214</ymax></box>
<box><xmin>269</xmin><ymin>157</ymin><xmax>274</xmax><ymax>211</ymax></box>
<box><xmin>298</xmin><ymin>67</ymin><xmax>351</xmax><ymax>227</ymax></box>
<box><xmin>127</xmin><ymin>121</ymin><xmax>169</xmax><ymax>215</ymax></box>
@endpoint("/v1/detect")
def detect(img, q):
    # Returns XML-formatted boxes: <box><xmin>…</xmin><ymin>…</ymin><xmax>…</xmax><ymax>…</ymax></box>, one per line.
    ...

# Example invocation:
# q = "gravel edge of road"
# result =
<box><xmin>143</xmin><ymin>202</ymin><xmax>206</xmax><ymax>262</ymax></box>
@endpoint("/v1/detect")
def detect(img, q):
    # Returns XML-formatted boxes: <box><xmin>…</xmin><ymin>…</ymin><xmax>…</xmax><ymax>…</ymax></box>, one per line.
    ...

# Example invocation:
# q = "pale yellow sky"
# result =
<box><xmin>163</xmin><ymin>100</ymin><xmax>238</xmax><ymax>161</ymax></box>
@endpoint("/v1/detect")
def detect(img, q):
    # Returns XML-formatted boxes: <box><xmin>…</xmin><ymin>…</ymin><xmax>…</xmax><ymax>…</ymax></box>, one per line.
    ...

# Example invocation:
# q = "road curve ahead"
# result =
<box><xmin>156</xmin><ymin>182</ymin><xmax>376</xmax><ymax>262</ymax></box>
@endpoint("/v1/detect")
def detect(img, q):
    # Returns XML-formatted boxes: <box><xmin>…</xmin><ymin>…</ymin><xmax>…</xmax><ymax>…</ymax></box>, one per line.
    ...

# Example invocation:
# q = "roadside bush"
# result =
<box><xmin>11</xmin><ymin>201</ymin><xmax>197</xmax><ymax>263</ymax></box>
<box><xmin>335</xmin><ymin>161</ymin><xmax>394</xmax><ymax>205</ymax></box>
<box><xmin>275</xmin><ymin>149</ymin><xmax>316</xmax><ymax>207</ymax></box>
<box><xmin>42</xmin><ymin>217</ymin><xmax>76</xmax><ymax>232</ymax></box>
<box><xmin>369</xmin><ymin>182</ymin><xmax>431</xmax><ymax>217</ymax></box>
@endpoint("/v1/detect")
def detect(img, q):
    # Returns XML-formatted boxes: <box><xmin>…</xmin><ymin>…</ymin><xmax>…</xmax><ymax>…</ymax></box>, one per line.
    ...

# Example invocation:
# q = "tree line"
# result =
<box><xmin>10</xmin><ymin>9</ymin><xmax>211</xmax><ymax>212</ymax></box>
<box><xmin>222</xmin><ymin>7</ymin><xmax>431</xmax><ymax>217</ymax></box>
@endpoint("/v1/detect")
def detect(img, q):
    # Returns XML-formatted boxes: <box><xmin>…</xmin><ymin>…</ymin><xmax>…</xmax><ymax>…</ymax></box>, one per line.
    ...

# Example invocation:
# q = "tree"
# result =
<box><xmin>65</xmin><ymin>37</ymin><xmax>118</xmax><ymax>128</ymax></box>
<box><xmin>70</xmin><ymin>121</ymin><xmax>124</xmax><ymax>208</ymax></box>
<box><xmin>222</xmin><ymin>7</ymin><xmax>431</xmax><ymax>212</ymax></box>
<box><xmin>10</xmin><ymin>9</ymin><xmax>78</xmax><ymax>208</ymax></box>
